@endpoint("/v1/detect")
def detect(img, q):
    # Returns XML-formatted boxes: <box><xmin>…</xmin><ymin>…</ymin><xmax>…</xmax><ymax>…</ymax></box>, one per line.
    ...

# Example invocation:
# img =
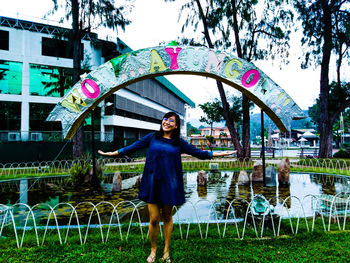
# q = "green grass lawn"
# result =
<box><xmin>1</xmin><ymin>225</ymin><xmax>350</xmax><ymax>262</ymax></box>
<box><xmin>1</xmin><ymin>158</ymin><xmax>349</xmax><ymax>181</ymax></box>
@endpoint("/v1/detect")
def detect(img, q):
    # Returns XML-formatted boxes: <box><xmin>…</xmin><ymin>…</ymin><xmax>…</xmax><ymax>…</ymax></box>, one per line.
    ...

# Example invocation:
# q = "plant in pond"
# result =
<box><xmin>68</xmin><ymin>161</ymin><xmax>102</xmax><ymax>186</ymax></box>
<box><xmin>68</xmin><ymin>162</ymin><xmax>90</xmax><ymax>185</ymax></box>
<box><xmin>207</xmin><ymin>172</ymin><xmax>227</xmax><ymax>184</ymax></box>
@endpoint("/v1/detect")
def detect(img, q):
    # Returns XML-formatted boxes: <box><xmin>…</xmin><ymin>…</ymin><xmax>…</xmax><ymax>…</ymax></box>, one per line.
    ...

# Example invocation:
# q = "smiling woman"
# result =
<box><xmin>98</xmin><ymin>111</ymin><xmax>235</xmax><ymax>263</ymax></box>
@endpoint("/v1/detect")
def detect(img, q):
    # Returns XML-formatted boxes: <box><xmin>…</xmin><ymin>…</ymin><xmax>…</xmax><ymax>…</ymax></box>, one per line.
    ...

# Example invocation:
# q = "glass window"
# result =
<box><xmin>29</xmin><ymin>64</ymin><xmax>73</xmax><ymax>97</ymax></box>
<box><xmin>0</xmin><ymin>30</ymin><xmax>9</xmax><ymax>50</ymax></box>
<box><xmin>42</xmin><ymin>37</ymin><xmax>84</xmax><ymax>59</ymax></box>
<box><xmin>0</xmin><ymin>60</ymin><xmax>22</xmax><ymax>95</ymax></box>
<box><xmin>0</xmin><ymin>101</ymin><xmax>21</xmax><ymax>130</ymax></box>
<box><xmin>84</xmin><ymin>107</ymin><xmax>101</xmax><ymax>131</ymax></box>
<box><xmin>29</xmin><ymin>103</ymin><xmax>61</xmax><ymax>131</ymax></box>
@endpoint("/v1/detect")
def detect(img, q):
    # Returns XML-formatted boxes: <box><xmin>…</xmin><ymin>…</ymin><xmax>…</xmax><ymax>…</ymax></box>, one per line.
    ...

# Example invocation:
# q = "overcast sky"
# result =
<box><xmin>1</xmin><ymin>0</ymin><xmax>346</xmax><ymax>120</ymax></box>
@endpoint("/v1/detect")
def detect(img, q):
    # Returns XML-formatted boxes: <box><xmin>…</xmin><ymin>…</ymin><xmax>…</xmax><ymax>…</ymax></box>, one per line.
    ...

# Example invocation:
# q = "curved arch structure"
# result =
<box><xmin>47</xmin><ymin>45</ymin><xmax>305</xmax><ymax>139</ymax></box>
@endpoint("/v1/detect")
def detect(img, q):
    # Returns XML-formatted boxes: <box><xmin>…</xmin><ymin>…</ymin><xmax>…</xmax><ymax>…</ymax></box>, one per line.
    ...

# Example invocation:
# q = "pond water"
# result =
<box><xmin>1</xmin><ymin>171</ymin><xmax>350</xmax><ymax>224</ymax></box>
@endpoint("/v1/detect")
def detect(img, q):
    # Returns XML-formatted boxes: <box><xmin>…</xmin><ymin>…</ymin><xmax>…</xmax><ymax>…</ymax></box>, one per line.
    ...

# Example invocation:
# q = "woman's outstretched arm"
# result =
<box><xmin>212</xmin><ymin>151</ymin><xmax>237</xmax><ymax>157</ymax></box>
<box><xmin>98</xmin><ymin>149</ymin><xmax>119</xmax><ymax>156</ymax></box>
<box><xmin>98</xmin><ymin>132</ymin><xmax>154</xmax><ymax>157</ymax></box>
<box><xmin>180</xmin><ymin>138</ymin><xmax>237</xmax><ymax>159</ymax></box>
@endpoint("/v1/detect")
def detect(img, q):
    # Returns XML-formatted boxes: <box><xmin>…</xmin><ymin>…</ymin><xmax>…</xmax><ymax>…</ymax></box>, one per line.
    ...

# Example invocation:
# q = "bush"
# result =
<box><xmin>69</xmin><ymin>162</ymin><xmax>91</xmax><ymax>185</ymax></box>
<box><xmin>69</xmin><ymin>161</ymin><xmax>103</xmax><ymax>186</ymax></box>
<box><xmin>333</xmin><ymin>149</ymin><xmax>350</xmax><ymax>158</ymax></box>
<box><xmin>205</xmin><ymin>135</ymin><xmax>215</xmax><ymax>143</ymax></box>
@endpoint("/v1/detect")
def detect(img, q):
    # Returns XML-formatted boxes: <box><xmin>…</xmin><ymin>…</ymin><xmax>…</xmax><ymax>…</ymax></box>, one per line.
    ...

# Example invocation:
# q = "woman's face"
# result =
<box><xmin>162</xmin><ymin>115</ymin><xmax>178</xmax><ymax>133</ymax></box>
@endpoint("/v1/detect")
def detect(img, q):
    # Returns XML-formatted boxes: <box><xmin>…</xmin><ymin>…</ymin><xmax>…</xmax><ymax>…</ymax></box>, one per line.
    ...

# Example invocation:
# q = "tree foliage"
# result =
<box><xmin>294</xmin><ymin>0</ymin><xmax>350</xmax><ymax>158</ymax></box>
<box><xmin>199</xmin><ymin>96</ymin><xmax>253</xmax><ymax>134</ymax></box>
<box><xmin>199</xmin><ymin>100</ymin><xmax>223</xmax><ymax>135</ymax></box>
<box><xmin>165</xmin><ymin>0</ymin><xmax>293</xmax><ymax>157</ymax></box>
<box><xmin>208</xmin><ymin>0</ymin><xmax>293</xmax><ymax>63</ymax></box>
<box><xmin>294</xmin><ymin>0</ymin><xmax>350</xmax><ymax>69</ymax></box>
<box><xmin>308</xmin><ymin>81</ymin><xmax>350</xmax><ymax>148</ymax></box>
<box><xmin>309</xmin><ymin>81</ymin><xmax>350</xmax><ymax>129</ymax></box>
<box><xmin>49</xmin><ymin>0</ymin><xmax>133</xmax><ymax>33</ymax></box>
<box><xmin>187</xmin><ymin>122</ymin><xmax>200</xmax><ymax>136</ymax></box>
<box><xmin>48</xmin><ymin>0</ymin><xmax>134</xmax><ymax>158</ymax></box>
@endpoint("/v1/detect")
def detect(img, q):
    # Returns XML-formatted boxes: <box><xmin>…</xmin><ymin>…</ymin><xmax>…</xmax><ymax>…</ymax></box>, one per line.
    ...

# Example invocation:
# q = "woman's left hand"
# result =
<box><xmin>213</xmin><ymin>150</ymin><xmax>237</xmax><ymax>157</ymax></box>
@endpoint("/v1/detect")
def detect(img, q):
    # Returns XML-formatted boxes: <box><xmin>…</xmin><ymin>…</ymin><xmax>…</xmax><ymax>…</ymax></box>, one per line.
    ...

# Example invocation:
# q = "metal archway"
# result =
<box><xmin>47</xmin><ymin>45</ymin><xmax>305</xmax><ymax>139</ymax></box>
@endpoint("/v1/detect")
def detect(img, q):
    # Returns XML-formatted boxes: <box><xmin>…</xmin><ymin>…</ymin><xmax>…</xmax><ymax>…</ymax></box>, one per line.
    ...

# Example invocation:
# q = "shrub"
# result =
<box><xmin>69</xmin><ymin>162</ymin><xmax>91</xmax><ymax>185</ymax></box>
<box><xmin>205</xmin><ymin>135</ymin><xmax>215</xmax><ymax>143</ymax></box>
<box><xmin>333</xmin><ymin>149</ymin><xmax>350</xmax><ymax>158</ymax></box>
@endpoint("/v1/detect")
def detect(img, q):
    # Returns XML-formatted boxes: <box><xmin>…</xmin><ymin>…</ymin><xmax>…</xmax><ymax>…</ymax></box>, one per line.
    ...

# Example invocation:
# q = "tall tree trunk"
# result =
<box><xmin>318</xmin><ymin>1</ymin><xmax>332</xmax><ymax>158</ymax></box>
<box><xmin>231</xmin><ymin>0</ymin><xmax>250</xmax><ymax>158</ymax></box>
<box><xmin>72</xmin><ymin>0</ymin><xmax>84</xmax><ymax>158</ymax></box>
<box><xmin>194</xmin><ymin>0</ymin><xmax>245</xmax><ymax>157</ymax></box>
<box><xmin>216</xmin><ymin>80</ymin><xmax>244</xmax><ymax>156</ymax></box>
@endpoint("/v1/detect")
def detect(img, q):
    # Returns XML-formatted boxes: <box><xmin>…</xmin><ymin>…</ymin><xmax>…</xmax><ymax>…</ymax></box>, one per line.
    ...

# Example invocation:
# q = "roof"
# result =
<box><xmin>292</xmin><ymin>128</ymin><xmax>316</xmax><ymax>134</ymax></box>
<box><xmin>0</xmin><ymin>16</ymin><xmax>97</xmax><ymax>40</ymax></box>
<box><xmin>116</xmin><ymin>38</ymin><xmax>195</xmax><ymax>108</ymax></box>
<box><xmin>200</xmin><ymin>127</ymin><xmax>228</xmax><ymax>130</ymax></box>
<box><xmin>302</xmin><ymin>131</ymin><xmax>318</xmax><ymax>138</ymax></box>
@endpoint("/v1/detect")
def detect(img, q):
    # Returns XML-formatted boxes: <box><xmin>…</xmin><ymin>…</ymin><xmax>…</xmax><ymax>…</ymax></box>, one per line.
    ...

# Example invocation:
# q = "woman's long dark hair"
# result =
<box><xmin>155</xmin><ymin>112</ymin><xmax>181</xmax><ymax>144</ymax></box>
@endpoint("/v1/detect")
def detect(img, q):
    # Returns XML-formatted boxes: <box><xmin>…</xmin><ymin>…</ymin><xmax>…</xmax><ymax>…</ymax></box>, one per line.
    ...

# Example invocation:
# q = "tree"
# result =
<box><xmin>294</xmin><ymin>0</ymin><xmax>350</xmax><ymax>158</ymax></box>
<box><xmin>308</xmin><ymin>81</ymin><xmax>350</xmax><ymax>147</ymax></box>
<box><xmin>166</xmin><ymin>0</ymin><xmax>293</xmax><ymax>158</ymax></box>
<box><xmin>187</xmin><ymin>122</ymin><xmax>200</xmax><ymax>136</ymax></box>
<box><xmin>199</xmin><ymin>100</ymin><xmax>223</xmax><ymax>136</ymax></box>
<box><xmin>199</xmin><ymin>96</ymin><xmax>252</xmax><ymax>146</ymax></box>
<box><xmin>173</xmin><ymin>0</ymin><xmax>246</xmax><ymax>157</ymax></box>
<box><xmin>49</xmin><ymin>0</ymin><xmax>133</xmax><ymax>158</ymax></box>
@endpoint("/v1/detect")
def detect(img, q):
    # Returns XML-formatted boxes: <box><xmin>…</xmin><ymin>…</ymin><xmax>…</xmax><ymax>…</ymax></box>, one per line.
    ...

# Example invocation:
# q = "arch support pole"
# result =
<box><xmin>261</xmin><ymin>109</ymin><xmax>266</xmax><ymax>186</ymax></box>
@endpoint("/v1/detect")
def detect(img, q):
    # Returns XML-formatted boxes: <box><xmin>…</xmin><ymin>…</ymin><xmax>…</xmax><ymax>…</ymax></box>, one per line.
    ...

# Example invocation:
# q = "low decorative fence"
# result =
<box><xmin>0</xmin><ymin>158</ymin><xmax>349</xmax><ymax>179</ymax></box>
<box><xmin>1</xmin><ymin>193</ymin><xmax>350</xmax><ymax>248</ymax></box>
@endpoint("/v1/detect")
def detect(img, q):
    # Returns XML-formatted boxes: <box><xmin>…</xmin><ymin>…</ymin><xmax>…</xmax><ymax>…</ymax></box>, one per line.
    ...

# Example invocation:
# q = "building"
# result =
<box><xmin>190</xmin><ymin>127</ymin><xmax>232</xmax><ymax>147</ymax></box>
<box><xmin>0</xmin><ymin>16</ymin><xmax>194</xmax><ymax>161</ymax></box>
<box><xmin>269</xmin><ymin>128</ymin><xmax>319</xmax><ymax>147</ymax></box>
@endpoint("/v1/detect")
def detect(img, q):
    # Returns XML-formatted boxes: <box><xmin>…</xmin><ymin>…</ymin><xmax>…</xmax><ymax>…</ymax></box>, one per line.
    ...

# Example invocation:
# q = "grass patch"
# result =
<box><xmin>1</xmin><ymin>221</ymin><xmax>350</xmax><ymax>262</ymax></box>
<box><xmin>1</xmin><ymin>158</ymin><xmax>349</xmax><ymax>180</ymax></box>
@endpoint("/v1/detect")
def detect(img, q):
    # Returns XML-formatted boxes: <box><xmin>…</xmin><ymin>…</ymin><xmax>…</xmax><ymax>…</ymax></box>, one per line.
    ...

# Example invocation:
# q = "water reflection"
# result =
<box><xmin>1</xmin><ymin>172</ymin><xmax>350</xmax><ymax>224</ymax></box>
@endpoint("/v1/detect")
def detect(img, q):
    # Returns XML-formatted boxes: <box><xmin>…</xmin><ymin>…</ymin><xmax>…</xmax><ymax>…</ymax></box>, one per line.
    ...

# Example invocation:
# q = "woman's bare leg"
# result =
<box><xmin>161</xmin><ymin>205</ymin><xmax>173</xmax><ymax>259</ymax></box>
<box><xmin>147</xmin><ymin>203</ymin><xmax>161</xmax><ymax>261</ymax></box>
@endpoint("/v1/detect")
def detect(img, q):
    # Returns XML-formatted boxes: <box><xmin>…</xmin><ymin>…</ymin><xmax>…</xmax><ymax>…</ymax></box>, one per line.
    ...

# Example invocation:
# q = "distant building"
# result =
<box><xmin>0</xmin><ymin>16</ymin><xmax>194</xmax><ymax>146</ymax></box>
<box><xmin>190</xmin><ymin>127</ymin><xmax>232</xmax><ymax>147</ymax></box>
<box><xmin>270</xmin><ymin>128</ymin><xmax>319</xmax><ymax>147</ymax></box>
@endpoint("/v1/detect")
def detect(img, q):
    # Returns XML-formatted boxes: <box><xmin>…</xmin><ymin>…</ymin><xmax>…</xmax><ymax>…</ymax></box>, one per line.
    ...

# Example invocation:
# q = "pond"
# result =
<box><xmin>1</xmin><ymin>171</ymin><xmax>350</xmax><ymax>225</ymax></box>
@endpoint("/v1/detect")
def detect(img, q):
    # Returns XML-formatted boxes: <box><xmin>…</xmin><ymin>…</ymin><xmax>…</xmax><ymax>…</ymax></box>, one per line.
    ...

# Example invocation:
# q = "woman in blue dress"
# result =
<box><xmin>98</xmin><ymin>112</ymin><xmax>235</xmax><ymax>263</ymax></box>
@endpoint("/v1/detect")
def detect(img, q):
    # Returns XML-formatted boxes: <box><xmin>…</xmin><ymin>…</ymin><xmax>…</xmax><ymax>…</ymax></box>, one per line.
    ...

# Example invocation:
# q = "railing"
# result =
<box><xmin>2</xmin><ymin>193</ymin><xmax>350</xmax><ymax>248</ymax></box>
<box><xmin>251</xmin><ymin>147</ymin><xmax>320</xmax><ymax>158</ymax></box>
<box><xmin>0</xmin><ymin>130</ymin><xmax>114</xmax><ymax>142</ymax></box>
<box><xmin>0</xmin><ymin>158</ymin><xmax>349</xmax><ymax>180</ymax></box>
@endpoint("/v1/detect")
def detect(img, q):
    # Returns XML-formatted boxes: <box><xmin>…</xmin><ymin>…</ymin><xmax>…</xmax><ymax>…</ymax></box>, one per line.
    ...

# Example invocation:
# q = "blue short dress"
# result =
<box><xmin>118</xmin><ymin>132</ymin><xmax>213</xmax><ymax>205</ymax></box>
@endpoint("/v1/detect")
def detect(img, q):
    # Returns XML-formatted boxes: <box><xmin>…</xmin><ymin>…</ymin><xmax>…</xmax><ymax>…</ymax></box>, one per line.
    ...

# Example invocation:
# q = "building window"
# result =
<box><xmin>29</xmin><ymin>103</ymin><xmax>61</xmax><ymax>131</ymax></box>
<box><xmin>29</xmin><ymin>64</ymin><xmax>73</xmax><ymax>97</ymax></box>
<box><xmin>42</xmin><ymin>37</ymin><xmax>84</xmax><ymax>59</ymax></box>
<box><xmin>202</xmin><ymin>130</ymin><xmax>209</xmax><ymax>136</ymax></box>
<box><xmin>0</xmin><ymin>101</ymin><xmax>21</xmax><ymax>130</ymax></box>
<box><xmin>0</xmin><ymin>30</ymin><xmax>9</xmax><ymax>50</ymax></box>
<box><xmin>84</xmin><ymin>107</ymin><xmax>101</xmax><ymax>132</ymax></box>
<box><xmin>0</xmin><ymin>60</ymin><xmax>22</xmax><ymax>95</ymax></box>
<box><xmin>114</xmin><ymin>108</ymin><xmax>162</xmax><ymax>125</ymax></box>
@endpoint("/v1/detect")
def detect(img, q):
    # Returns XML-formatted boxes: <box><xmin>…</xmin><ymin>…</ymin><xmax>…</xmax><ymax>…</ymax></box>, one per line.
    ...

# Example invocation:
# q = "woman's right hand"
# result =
<box><xmin>98</xmin><ymin>150</ymin><xmax>119</xmax><ymax>156</ymax></box>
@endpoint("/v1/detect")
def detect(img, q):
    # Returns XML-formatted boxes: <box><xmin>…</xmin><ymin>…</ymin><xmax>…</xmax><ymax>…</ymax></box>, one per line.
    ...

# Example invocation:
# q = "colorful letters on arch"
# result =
<box><xmin>47</xmin><ymin>46</ymin><xmax>305</xmax><ymax>139</ymax></box>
